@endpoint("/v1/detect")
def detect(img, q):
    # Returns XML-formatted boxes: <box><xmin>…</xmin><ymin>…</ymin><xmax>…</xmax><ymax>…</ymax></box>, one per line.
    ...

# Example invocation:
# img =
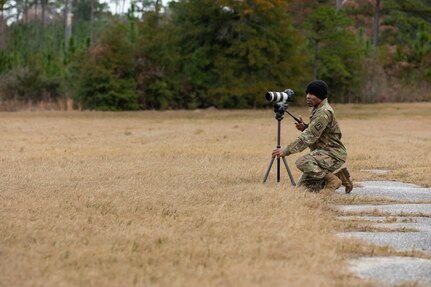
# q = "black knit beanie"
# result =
<box><xmin>305</xmin><ymin>80</ymin><xmax>328</xmax><ymax>100</ymax></box>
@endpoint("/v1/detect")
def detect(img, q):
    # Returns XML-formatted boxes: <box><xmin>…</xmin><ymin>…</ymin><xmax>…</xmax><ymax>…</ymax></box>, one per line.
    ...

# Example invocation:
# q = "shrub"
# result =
<box><xmin>71</xmin><ymin>22</ymin><xmax>139</xmax><ymax>110</ymax></box>
<box><xmin>0</xmin><ymin>67</ymin><xmax>63</xmax><ymax>104</ymax></box>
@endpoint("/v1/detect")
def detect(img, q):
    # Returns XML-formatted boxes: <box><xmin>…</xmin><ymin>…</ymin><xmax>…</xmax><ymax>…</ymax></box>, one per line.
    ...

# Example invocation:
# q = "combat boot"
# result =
<box><xmin>321</xmin><ymin>172</ymin><xmax>342</xmax><ymax>193</ymax></box>
<box><xmin>334</xmin><ymin>167</ymin><xmax>353</xmax><ymax>193</ymax></box>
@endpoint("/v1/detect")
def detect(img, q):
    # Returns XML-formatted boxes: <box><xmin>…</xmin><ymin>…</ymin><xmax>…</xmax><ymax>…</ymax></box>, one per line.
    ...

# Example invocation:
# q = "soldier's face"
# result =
<box><xmin>306</xmin><ymin>93</ymin><xmax>322</xmax><ymax>108</ymax></box>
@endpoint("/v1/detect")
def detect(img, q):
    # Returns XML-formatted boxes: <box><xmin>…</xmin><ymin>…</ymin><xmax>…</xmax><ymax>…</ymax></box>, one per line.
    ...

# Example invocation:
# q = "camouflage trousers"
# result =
<box><xmin>295</xmin><ymin>149</ymin><xmax>344</xmax><ymax>191</ymax></box>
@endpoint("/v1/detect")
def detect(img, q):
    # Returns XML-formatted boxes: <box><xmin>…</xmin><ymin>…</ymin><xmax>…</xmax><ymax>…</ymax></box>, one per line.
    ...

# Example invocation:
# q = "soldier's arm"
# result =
<box><xmin>283</xmin><ymin>110</ymin><xmax>332</xmax><ymax>156</ymax></box>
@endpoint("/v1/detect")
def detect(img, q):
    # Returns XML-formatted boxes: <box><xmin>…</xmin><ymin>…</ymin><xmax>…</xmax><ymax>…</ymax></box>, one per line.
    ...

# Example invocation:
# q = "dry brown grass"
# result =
<box><xmin>335</xmin><ymin>217</ymin><xmax>420</xmax><ymax>233</ymax></box>
<box><xmin>336</xmin><ymin>237</ymin><xmax>431</xmax><ymax>260</ymax></box>
<box><xmin>0</xmin><ymin>103</ymin><xmax>430</xmax><ymax>287</ymax></box>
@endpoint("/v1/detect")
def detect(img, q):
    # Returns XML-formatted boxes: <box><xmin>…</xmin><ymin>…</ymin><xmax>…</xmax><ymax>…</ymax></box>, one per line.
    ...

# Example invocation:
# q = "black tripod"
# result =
<box><xmin>263</xmin><ymin>103</ymin><xmax>296</xmax><ymax>185</ymax></box>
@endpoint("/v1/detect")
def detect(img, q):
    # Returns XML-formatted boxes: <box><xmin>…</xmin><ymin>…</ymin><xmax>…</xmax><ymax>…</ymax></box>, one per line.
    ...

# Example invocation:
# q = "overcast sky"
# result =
<box><xmin>103</xmin><ymin>0</ymin><xmax>170</xmax><ymax>14</ymax></box>
<box><xmin>103</xmin><ymin>0</ymin><xmax>131</xmax><ymax>14</ymax></box>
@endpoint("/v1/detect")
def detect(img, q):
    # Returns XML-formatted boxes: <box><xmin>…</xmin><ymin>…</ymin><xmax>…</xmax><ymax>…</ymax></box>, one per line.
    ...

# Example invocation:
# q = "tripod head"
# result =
<box><xmin>273</xmin><ymin>102</ymin><xmax>289</xmax><ymax>120</ymax></box>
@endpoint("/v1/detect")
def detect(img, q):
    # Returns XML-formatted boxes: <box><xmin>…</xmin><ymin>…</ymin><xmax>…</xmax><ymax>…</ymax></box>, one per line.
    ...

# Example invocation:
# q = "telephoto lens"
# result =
<box><xmin>265</xmin><ymin>89</ymin><xmax>294</xmax><ymax>103</ymax></box>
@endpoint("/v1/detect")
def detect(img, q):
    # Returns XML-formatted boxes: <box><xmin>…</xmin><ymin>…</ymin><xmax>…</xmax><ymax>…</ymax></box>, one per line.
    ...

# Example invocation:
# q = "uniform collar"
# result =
<box><xmin>317</xmin><ymin>98</ymin><xmax>328</xmax><ymax>109</ymax></box>
<box><xmin>312</xmin><ymin>98</ymin><xmax>328</xmax><ymax>113</ymax></box>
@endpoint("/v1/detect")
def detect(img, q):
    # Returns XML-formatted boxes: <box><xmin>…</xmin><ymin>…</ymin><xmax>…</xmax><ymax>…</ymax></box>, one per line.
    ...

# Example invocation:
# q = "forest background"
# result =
<box><xmin>0</xmin><ymin>0</ymin><xmax>431</xmax><ymax>111</ymax></box>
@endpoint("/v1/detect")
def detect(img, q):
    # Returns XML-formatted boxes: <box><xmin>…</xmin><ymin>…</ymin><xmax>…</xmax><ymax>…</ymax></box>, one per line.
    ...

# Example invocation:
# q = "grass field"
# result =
<box><xmin>1</xmin><ymin>103</ymin><xmax>430</xmax><ymax>286</ymax></box>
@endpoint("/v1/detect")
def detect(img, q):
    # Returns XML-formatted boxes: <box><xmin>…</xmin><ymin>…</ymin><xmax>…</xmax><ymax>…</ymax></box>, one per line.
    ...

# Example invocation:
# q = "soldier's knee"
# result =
<box><xmin>295</xmin><ymin>157</ymin><xmax>305</xmax><ymax>170</ymax></box>
<box><xmin>295</xmin><ymin>154</ymin><xmax>313</xmax><ymax>171</ymax></box>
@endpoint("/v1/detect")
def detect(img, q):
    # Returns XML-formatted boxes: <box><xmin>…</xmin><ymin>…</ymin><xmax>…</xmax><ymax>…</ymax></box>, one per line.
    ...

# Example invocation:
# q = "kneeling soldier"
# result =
<box><xmin>272</xmin><ymin>80</ymin><xmax>353</xmax><ymax>193</ymax></box>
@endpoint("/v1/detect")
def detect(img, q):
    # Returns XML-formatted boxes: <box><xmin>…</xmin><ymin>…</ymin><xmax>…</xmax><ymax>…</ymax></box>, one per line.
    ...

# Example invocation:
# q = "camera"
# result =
<box><xmin>265</xmin><ymin>89</ymin><xmax>294</xmax><ymax>103</ymax></box>
<box><xmin>265</xmin><ymin>89</ymin><xmax>294</xmax><ymax>121</ymax></box>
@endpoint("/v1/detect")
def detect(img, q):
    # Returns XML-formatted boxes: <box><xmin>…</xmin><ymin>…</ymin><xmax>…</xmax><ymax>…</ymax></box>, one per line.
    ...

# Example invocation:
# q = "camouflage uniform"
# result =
<box><xmin>283</xmin><ymin>99</ymin><xmax>347</xmax><ymax>189</ymax></box>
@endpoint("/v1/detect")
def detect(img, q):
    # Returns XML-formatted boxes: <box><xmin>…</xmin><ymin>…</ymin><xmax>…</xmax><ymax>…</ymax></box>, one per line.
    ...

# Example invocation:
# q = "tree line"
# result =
<box><xmin>0</xmin><ymin>0</ymin><xmax>430</xmax><ymax>111</ymax></box>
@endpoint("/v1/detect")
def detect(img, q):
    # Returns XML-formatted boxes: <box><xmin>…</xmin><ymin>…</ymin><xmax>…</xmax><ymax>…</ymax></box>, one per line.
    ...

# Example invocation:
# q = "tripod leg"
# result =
<box><xmin>263</xmin><ymin>156</ymin><xmax>276</xmax><ymax>183</ymax></box>
<box><xmin>282</xmin><ymin>157</ymin><xmax>296</xmax><ymax>186</ymax></box>
<box><xmin>277</xmin><ymin>157</ymin><xmax>280</xmax><ymax>182</ymax></box>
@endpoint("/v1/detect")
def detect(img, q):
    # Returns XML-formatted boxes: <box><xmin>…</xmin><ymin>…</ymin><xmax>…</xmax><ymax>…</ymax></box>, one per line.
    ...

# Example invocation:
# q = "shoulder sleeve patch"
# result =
<box><xmin>315</xmin><ymin>122</ymin><xmax>323</xmax><ymax>131</ymax></box>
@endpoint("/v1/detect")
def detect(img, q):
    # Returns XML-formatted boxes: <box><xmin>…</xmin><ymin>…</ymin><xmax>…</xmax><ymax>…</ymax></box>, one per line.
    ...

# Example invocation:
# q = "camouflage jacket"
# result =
<box><xmin>283</xmin><ymin>99</ymin><xmax>347</xmax><ymax>161</ymax></box>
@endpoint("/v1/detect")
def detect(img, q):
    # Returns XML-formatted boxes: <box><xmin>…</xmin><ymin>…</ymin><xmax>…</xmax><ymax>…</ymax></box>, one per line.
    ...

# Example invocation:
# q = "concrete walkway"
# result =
<box><xmin>335</xmin><ymin>180</ymin><xmax>431</xmax><ymax>286</ymax></box>
<box><xmin>349</xmin><ymin>257</ymin><xmax>431</xmax><ymax>286</ymax></box>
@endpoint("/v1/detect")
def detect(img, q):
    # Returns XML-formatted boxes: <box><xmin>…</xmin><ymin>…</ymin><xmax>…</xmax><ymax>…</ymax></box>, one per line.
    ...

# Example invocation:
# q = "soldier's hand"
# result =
<box><xmin>295</xmin><ymin>116</ymin><xmax>307</xmax><ymax>131</ymax></box>
<box><xmin>272</xmin><ymin>148</ymin><xmax>285</xmax><ymax>158</ymax></box>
